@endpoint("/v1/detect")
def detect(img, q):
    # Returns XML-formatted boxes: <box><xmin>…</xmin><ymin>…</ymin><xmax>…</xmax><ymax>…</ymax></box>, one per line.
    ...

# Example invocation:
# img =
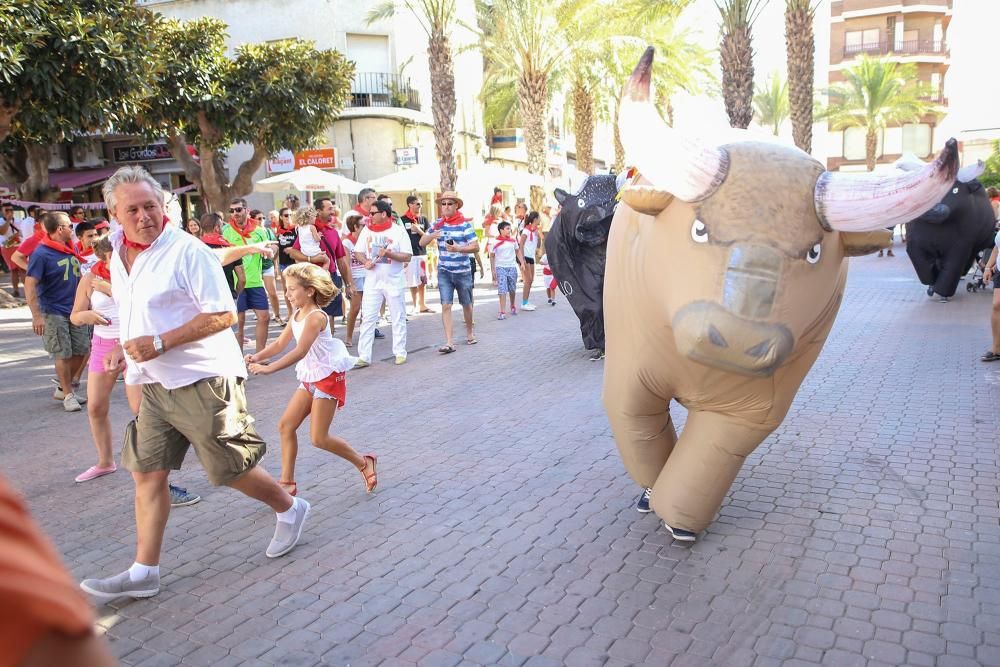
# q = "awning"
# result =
<box><xmin>49</xmin><ymin>167</ymin><xmax>118</xmax><ymax>191</ymax></box>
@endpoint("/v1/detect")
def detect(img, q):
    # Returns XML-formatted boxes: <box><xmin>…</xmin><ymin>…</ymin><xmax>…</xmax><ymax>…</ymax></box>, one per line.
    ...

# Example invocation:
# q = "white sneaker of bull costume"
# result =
<box><xmin>600</xmin><ymin>46</ymin><xmax>964</xmax><ymax>540</ymax></box>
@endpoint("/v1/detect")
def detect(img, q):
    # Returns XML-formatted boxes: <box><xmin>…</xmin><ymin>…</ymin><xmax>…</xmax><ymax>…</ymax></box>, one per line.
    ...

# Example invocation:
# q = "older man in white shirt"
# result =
<box><xmin>79</xmin><ymin>166</ymin><xmax>308</xmax><ymax>603</ymax></box>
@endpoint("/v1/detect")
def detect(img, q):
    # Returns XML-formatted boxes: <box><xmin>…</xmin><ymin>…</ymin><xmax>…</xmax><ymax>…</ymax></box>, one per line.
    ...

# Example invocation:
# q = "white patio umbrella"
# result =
<box><xmin>254</xmin><ymin>166</ymin><xmax>368</xmax><ymax>194</ymax></box>
<box><xmin>367</xmin><ymin>163</ymin><xmax>442</xmax><ymax>193</ymax></box>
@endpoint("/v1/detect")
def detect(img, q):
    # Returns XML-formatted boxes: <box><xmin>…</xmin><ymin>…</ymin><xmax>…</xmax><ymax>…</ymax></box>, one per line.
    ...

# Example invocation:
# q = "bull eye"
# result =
<box><xmin>952</xmin><ymin>187</ymin><xmax>959</xmax><ymax>195</ymax></box>
<box><xmin>806</xmin><ymin>243</ymin><xmax>822</xmax><ymax>264</ymax></box>
<box><xmin>577</xmin><ymin>198</ymin><xmax>586</xmax><ymax>208</ymax></box>
<box><xmin>690</xmin><ymin>219</ymin><xmax>709</xmax><ymax>243</ymax></box>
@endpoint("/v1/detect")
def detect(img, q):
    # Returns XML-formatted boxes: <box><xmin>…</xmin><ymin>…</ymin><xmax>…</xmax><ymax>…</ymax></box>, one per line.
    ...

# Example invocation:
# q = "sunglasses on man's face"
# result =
<box><xmin>369</xmin><ymin>210</ymin><xmax>381</xmax><ymax>216</ymax></box>
<box><xmin>281</xmin><ymin>213</ymin><xmax>291</xmax><ymax>218</ymax></box>
<box><xmin>440</xmin><ymin>201</ymin><xmax>456</xmax><ymax>206</ymax></box>
<box><xmin>229</xmin><ymin>207</ymin><xmax>244</xmax><ymax>213</ymax></box>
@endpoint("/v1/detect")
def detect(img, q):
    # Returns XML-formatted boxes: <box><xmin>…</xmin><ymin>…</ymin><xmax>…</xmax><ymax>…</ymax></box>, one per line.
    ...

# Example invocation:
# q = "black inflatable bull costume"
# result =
<box><xmin>904</xmin><ymin>162</ymin><xmax>995</xmax><ymax>299</ymax></box>
<box><xmin>547</xmin><ymin>175</ymin><xmax>620</xmax><ymax>352</ymax></box>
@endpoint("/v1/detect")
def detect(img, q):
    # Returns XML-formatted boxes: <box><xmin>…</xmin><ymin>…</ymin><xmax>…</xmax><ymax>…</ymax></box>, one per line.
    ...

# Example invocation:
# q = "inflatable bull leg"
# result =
<box><xmin>602</xmin><ymin>385</ymin><xmax>678</xmax><ymax>489</ymax></box>
<box><xmin>649</xmin><ymin>410</ymin><xmax>770</xmax><ymax>532</ymax></box>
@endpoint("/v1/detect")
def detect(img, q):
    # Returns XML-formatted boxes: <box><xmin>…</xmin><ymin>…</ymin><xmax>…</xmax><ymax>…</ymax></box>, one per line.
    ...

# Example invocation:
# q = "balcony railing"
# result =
<box><xmin>348</xmin><ymin>72</ymin><xmax>421</xmax><ymax>111</ymax></box>
<box><xmin>844</xmin><ymin>39</ymin><xmax>947</xmax><ymax>57</ymax></box>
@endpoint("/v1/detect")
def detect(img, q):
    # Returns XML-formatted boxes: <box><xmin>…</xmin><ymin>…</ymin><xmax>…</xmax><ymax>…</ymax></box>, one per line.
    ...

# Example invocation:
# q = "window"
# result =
<box><xmin>845</xmin><ymin>29</ymin><xmax>880</xmax><ymax>55</ymax></box>
<box><xmin>902</xmin><ymin>124</ymin><xmax>932</xmax><ymax>157</ymax></box>
<box><xmin>843</xmin><ymin>126</ymin><xmax>882</xmax><ymax>161</ymax></box>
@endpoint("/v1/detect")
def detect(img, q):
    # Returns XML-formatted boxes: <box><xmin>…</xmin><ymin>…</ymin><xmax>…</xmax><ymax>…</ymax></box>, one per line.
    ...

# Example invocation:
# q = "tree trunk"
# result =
<box><xmin>612</xmin><ymin>101</ymin><xmax>625</xmax><ymax>173</ymax></box>
<box><xmin>720</xmin><ymin>25</ymin><xmax>755</xmax><ymax>128</ymax></box>
<box><xmin>571</xmin><ymin>78</ymin><xmax>594</xmax><ymax>175</ymax></box>
<box><xmin>785</xmin><ymin>2</ymin><xmax>815</xmax><ymax>153</ymax></box>
<box><xmin>165</xmin><ymin>132</ymin><xmax>268</xmax><ymax>214</ymax></box>
<box><xmin>865</xmin><ymin>129</ymin><xmax>877</xmax><ymax>171</ymax></box>
<box><xmin>428</xmin><ymin>30</ymin><xmax>457</xmax><ymax>193</ymax></box>
<box><xmin>19</xmin><ymin>143</ymin><xmax>57</xmax><ymax>202</ymax></box>
<box><xmin>518</xmin><ymin>68</ymin><xmax>548</xmax><ymax>211</ymax></box>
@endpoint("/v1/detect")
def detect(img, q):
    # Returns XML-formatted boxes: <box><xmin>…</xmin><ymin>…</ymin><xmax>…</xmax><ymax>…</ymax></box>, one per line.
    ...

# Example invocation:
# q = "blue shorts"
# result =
<box><xmin>237</xmin><ymin>286</ymin><xmax>269</xmax><ymax>312</ymax></box>
<box><xmin>321</xmin><ymin>273</ymin><xmax>344</xmax><ymax>318</ymax></box>
<box><xmin>496</xmin><ymin>265</ymin><xmax>518</xmax><ymax>294</ymax></box>
<box><xmin>438</xmin><ymin>269</ymin><xmax>474</xmax><ymax>306</ymax></box>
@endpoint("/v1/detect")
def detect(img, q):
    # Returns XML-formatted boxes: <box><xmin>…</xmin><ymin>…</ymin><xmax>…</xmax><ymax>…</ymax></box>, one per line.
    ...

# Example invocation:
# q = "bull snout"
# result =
<box><xmin>673</xmin><ymin>300</ymin><xmax>795</xmax><ymax>378</ymax></box>
<box><xmin>723</xmin><ymin>245</ymin><xmax>782</xmax><ymax>318</ymax></box>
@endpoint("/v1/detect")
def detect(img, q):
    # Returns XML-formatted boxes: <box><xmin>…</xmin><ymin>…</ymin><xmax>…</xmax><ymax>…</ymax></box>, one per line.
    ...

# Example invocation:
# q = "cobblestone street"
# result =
<box><xmin>2</xmin><ymin>251</ymin><xmax>999</xmax><ymax>667</ymax></box>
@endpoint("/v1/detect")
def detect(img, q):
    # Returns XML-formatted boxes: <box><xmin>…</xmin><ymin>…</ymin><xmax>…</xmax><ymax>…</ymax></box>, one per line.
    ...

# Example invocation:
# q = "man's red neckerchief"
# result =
<box><xmin>493</xmin><ymin>237</ymin><xmax>517</xmax><ymax>248</ymax></box>
<box><xmin>402</xmin><ymin>210</ymin><xmax>420</xmax><ymax>223</ymax></box>
<box><xmin>39</xmin><ymin>236</ymin><xmax>87</xmax><ymax>263</ymax></box>
<box><xmin>124</xmin><ymin>237</ymin><xmax>151</xmax><ymax>251</ymax></box>
<box><xmin>314</xmin><ymin>216</ymin><xmax>331</xmax><ymax>232</ymax></box>
<box><xmin>433</xmin><ymin>211</ymin><xmax>469</xmax><ymax>230</ymax></box>
<box><xmin>367</xmin><ymin>219</ymin><xmax>393</xmax><ymax>233</ymax></box>
<box><xmin>228</xmin><ymin>217</ymin><xmax>256</xmax><ymax>240</ymax></box>
<box><xmin>201</xmin><ymin>232</ymin><xmax>231</xmax><ymax>247</ymax></box>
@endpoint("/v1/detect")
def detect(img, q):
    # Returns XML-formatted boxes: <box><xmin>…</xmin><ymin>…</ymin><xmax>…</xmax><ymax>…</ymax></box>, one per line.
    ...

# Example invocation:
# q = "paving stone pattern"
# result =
<box><xmin>2</xmin><ymin>253</ymin><xmax>999</xmax><ymax>666</ymax></box>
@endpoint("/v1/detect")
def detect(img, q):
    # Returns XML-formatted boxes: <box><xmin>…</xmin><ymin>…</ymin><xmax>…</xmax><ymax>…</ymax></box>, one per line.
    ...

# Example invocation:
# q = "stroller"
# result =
<box><xmin>966</xmin><ymin>248</ymin><xmax>990</xmax><ymax>293</ymax></box>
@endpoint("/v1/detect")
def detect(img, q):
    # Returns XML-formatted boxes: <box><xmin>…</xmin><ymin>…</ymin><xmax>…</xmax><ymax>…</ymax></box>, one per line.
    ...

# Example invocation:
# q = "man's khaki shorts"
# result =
<box><xmin>122</xmin><ymin>376</ymin><xmax>266</xmax><ymax>486</ymax></box>
<box><xmin>42</xmin><ymin>313</ymin><xmax>91</xmax><ymax>359</ymax></box>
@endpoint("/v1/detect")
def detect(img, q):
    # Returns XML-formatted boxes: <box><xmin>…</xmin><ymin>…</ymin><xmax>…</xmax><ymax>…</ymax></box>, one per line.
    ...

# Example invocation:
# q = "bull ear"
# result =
<box><xmin>841</xmin><ymin>230</ymin><xmax>892</xmax><ymax>257</ymax></box>
<box><xmin>554</xmin><ymin>188</ymin><xmax>569</xmax><ymax>205</ymax></box>
<box><xmin>621</xmin><ymin>185</ymin><xmax>674</xmax><ymax>216</ymax></box>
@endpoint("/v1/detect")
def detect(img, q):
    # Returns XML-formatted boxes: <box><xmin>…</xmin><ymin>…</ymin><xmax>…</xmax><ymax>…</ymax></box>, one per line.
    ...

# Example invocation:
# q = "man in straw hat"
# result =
<box><xmin>419</xmin><ymin>191</ymin><xmax>479</xmax><ymax>353</ymax></box>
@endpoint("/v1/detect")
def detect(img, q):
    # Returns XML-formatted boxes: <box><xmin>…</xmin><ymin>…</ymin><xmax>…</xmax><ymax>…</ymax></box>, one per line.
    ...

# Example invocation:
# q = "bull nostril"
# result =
<box><xmin>745</xmin><ymin>339</ymin><xmax>773</xmax><ymax>359</ymax></box>
<box><xmin>708</xmin><ymin>325</ymin><xmax>728</xmax><ymax>348</ymax></box>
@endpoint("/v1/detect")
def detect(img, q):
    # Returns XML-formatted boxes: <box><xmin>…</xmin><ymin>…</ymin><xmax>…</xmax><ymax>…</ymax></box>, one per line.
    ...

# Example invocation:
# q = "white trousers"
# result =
<box><xmin>358</xmin><ymin>286</ymin><xmax>407</xmax><ymax>362</ymax></box>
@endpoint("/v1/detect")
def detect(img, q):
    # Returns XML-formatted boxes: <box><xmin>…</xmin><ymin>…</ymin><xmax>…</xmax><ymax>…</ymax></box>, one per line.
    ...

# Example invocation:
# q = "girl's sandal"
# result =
<box><xmin>360</xmin><ymin>454</ymin><xmax>378</xmax><ymax>493</ymax></box>
<box><xmin>279</xmin><ymin>480</ymin><xmax>298</xmax><ymax>497</ymax></box>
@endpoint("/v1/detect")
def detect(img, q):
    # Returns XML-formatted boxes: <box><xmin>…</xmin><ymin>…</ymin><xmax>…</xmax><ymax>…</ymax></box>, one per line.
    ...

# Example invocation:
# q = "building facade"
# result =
<box><xmin>827</xmin><ymin>0</ymin><xmax>952</xmax><ymax>171</ymax></box>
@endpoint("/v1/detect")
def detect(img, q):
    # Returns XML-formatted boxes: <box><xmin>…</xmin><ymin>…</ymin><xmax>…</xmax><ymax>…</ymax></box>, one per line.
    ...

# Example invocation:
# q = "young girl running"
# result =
<box><xmin>246</xmin><ymin>263</ymin><xmax>377</xmax><ymax>496</ymax></box>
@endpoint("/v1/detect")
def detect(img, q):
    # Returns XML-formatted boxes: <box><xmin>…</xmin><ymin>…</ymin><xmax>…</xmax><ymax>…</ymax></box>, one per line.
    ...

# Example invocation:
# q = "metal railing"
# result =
<box><xmin>348</xmin><ymin>72</ymin><xmax>421</xmax><ymax>111</ymax></box>
<box><xmin>844</xmin><ymin>39</ymin><xmax>947</xmax><ymax>57</ymax></box>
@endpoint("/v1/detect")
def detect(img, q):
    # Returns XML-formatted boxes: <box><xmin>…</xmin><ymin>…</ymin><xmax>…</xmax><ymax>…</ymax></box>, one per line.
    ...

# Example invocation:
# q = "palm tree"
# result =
<box><xmin>753</xmin><ymin>71</ymin><xmax>789</xmax><ymax>136</ymax></box>
<box><xmin>476</xmin><ymin>0</ymin><xmax>607</xmax><ymax>209</ymax></box>
<box><xmin>717</xmin><ymin>0</ymin><xmax>766</xmax><ymax>128</ymax></box>
<box><xmin>367</xmin><ymin>1</ymin><xmax>459</xmax><ymax>192</ymax></box>
<box><xmin>820</xmin><ymin>56</ymin><xmax>937</xmax><ymax>171</ymax></box>
<box><xmin>785</xmin><ymin>0</ymin><xmax>820</xmax><ymax>153</ymax></box>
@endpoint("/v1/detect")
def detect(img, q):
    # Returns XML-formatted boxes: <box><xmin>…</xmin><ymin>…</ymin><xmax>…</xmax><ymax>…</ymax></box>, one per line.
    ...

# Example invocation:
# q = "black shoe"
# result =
<box><xmin>636</xmin><ymin>488</ymin><xmax>652</xmax><ymax>513</ymax></box>
<box><xmin>926</xmin><ymin>286</ymin><xmax>935</xmax><ymax>297</ymax></box>
<box><xmin>374</xmin><ymin>328</ymin><xmax>385</xmax><ymax>339</ymax></box>
<box><xmin>589</xmin><ymin>349</ymin><xmax>605</xmax><ymax>361</ymax></box>
<box><xmin>663</xmin><ymin>521</ymin><xmax>697</xmax><ymax>542</ymax></box>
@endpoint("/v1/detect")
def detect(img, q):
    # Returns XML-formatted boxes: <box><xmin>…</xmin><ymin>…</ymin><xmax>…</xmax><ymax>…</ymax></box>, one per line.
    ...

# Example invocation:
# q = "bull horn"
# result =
<box><xmin>621</xmin><ymin>185</ymin><xmax>674</xmax><ymax>215</ymax></box>
<box><xmin>618</xmin><ymin>47</ymin><xmax>729</xmax><ymax>203</ymax></box>
<box><xmin>814</xmin><ymin>139</ymin><xmax>959</xmax><ymax>232</ymax></box>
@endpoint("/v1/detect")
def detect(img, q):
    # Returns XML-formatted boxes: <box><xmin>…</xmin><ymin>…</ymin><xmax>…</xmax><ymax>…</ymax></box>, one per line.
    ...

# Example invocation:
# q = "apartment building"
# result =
<box><xmin>827</xmin><ymin>0</ymin><xmax>952</xmax><ymax>171</ymax></box>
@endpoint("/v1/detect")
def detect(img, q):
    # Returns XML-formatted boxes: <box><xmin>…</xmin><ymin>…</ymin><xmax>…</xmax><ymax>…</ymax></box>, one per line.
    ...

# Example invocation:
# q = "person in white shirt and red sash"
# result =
<box><xmin>79</xmin><ymin>166</ymin><xmax>309</xmax><ymax>603</ymax></box>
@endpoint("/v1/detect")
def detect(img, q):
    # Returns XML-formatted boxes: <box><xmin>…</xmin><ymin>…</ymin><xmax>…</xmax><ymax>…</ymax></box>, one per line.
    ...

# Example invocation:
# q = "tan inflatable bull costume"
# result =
<box><xmin>604</xmin><ymin>48</ymin><xmax>959</xmax><ymax>540</ymax></box>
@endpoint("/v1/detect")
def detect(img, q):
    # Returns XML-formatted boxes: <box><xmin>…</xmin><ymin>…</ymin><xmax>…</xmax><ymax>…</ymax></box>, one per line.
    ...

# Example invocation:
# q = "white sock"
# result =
<box><xmin>129</xmin><ymin>562</ymin><xmax>159</xmax><ymax>581</ymax></box>
<box><xmin>276</xmin><ymin>498</ymin><xmax>298</xmax><ymax>524</ymax></box>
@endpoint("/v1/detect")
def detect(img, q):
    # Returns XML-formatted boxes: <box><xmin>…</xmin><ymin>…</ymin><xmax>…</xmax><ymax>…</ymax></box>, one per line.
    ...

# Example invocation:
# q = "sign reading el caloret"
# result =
<box><xmin>113</xmin><ymin>143</ymin><xmax>173</xmax><ymax>163</ymax></box>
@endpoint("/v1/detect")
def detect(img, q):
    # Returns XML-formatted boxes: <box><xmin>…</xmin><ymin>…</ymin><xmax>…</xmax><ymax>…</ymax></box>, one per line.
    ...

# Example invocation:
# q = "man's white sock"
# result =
<box><xmin>276</xmin><ymin>498</ymin><xmax>298</xmax><ymax>524</ymax></box>
<box><xmin>129</xmin><ymin>562</ymin><xmax>159</xmax><ymax>581</ymax></box>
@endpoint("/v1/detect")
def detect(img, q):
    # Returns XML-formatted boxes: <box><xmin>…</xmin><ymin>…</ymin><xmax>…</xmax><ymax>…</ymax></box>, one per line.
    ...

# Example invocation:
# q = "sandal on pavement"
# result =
<box><xmin>981</xmin><ymin>351</ymin><xmax>1000</xmax><ymax>362</ymax></box>
<box><xmin>438</xmin><ymin>345</ymin><xmax>456</xmax><ymax>354</ymax></box>
<box><xmin>360</xmin><ymin>454</ymin><xmax>378</xmax><ymax>493</ymax></box>
<box><xmin>279</xmin><ymin>480</ymin><xmax>298</xmax><ymax>497</ymax></box>
<box><xmin>419</xmin><ymin>308</ymin><xmax>435</xmax><ymax>313</ymax></box>
<box><xmin>466</xmin><ymin>337</ymin><xmax>478</xmax><ymax>345</ymax></box>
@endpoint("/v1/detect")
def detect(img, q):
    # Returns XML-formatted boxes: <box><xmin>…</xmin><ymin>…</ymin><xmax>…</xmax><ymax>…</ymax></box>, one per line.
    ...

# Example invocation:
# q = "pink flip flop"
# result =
<box><xmin>75</xmin><ymin>464</ymin><xmax>117</xmax><ymax>483</ymax></box>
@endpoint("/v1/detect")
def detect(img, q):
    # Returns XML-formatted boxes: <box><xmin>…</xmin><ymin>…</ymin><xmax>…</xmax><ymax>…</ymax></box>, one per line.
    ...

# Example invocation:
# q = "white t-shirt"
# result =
<box><xmin>354</xmin><ymin>224</ymin><xmax>412</xmax><ymax>292</ymax></box>
<box><xmin>341</xmin><ymin>236</ymin><xmax>366</xmax><ymax>280</ymax></box>
<box><xmin>521</xmin><ymin>227</ymin><xmax>539</xmax><ymax>257</ymax></box>
<box><xmin>491</xmin><ymin>237</ymin><xmax>519</xmax><ymax>269</ymax></box>
<box><xmin>110</xmin><ymin>224</ymin><xmax>245</xmax><ymax>389</ymax></box>
<box><xmin>16</xmin><ymin>217</ymin><xmax>35</xmax><ymax>240</ymax></box>
<box><xmin>298</xmin><ymin>224</ymin><xmax>322</xmax><ymax>257</ymax></box>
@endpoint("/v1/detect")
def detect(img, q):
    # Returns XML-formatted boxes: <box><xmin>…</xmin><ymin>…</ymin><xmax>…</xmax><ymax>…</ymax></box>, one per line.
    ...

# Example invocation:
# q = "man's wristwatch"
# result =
<box><xmin>153</xmin><ymin>334</ymin><xmax>166</xmax><ymax>355</ymax></box>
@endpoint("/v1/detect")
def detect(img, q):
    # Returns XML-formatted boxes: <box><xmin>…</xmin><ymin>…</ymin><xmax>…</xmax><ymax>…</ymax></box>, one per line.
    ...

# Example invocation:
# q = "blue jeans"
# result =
<box><xmin>438</xmin><ymin>269</ymin><xmax>474</xmax><ymax>306</ymax></box>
